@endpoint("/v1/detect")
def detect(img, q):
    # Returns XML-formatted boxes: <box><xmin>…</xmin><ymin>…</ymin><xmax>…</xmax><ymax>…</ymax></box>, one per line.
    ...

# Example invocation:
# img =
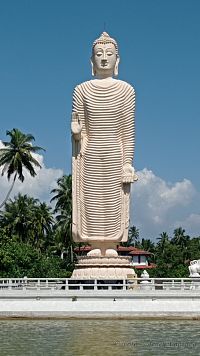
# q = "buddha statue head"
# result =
<box><xmin>91</xmin><ymin>32</ymin><xmax>120</xmax><ymax>78</ymax></box>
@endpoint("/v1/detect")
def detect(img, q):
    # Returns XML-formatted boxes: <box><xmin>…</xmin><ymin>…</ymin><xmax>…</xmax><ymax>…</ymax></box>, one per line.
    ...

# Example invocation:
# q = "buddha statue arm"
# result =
<box><xmin>71</xmin><ymin>85</ymin><xmax>85</xmax><ymax>141</ymax></box>
<box><xmin>71</xmin><ymin>112</ymin><xmax>82</xmax><ymax>140</ymax></box>
<box><xmin>122</xmin><ymin>86</ymin><xmax>137</xmax><ymax>183</ymax></box>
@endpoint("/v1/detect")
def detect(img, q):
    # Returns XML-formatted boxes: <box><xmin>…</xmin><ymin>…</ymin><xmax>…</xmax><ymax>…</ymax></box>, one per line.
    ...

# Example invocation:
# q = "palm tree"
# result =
<box><xmin>50</xmin><ymin>175</ymin><xmax>72</xmax><ymax>213</ymax></box>
<box><xmin>0</xmin><ymin>194</ymin><xmax>54</xmax><ymax>250</ymax></box>
<box><xmin>157</xmin><ymin>232</ymin><xmax>170</xmax><ymax>256</ymax></box>
<box><xmin>127</xmin><ymin>225</ymin><xmax>139</xmax><ymax>246</ymax></box>
<box><xmin>172</xmin><ymin>227</ymin><xmax>189</xmax><ymax>249</ymax></box>
<box><xmin>0</xmin><ymin>194</ymin><xmax>39</xmax><ymax>242</ymax></box>
<box><xmin>50</xmin><ymin>175</ymin><xmax>73</xmax><ymax>260</ymax></box>
<box><xmin>0</xmin><ymin>128</ymin><xmax>44</xmax><ymax>208</ymax></box>
<box><xmin>31</xmin><ymin>202</ymin><xmax>54</xmax><ymax>251</ymax></box>
<box><xmin>140</xmin><ymin>238</ymin><xmax>155</xmax><ymax>252</ymax></box>
<box><xmin>171</xmin><ymin>227</ymin><xmax>190</xmax><ymax>263</ymax></box>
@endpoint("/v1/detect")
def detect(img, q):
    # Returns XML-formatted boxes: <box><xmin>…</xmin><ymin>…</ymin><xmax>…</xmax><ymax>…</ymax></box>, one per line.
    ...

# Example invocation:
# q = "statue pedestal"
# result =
<box><xmin>71</xmin><ymin>256</ymin><xmax>136</xmax><ymax>279</ymax></box>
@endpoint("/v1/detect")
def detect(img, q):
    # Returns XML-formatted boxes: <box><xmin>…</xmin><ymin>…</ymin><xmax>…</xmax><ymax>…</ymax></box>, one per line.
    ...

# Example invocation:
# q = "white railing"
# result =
<box><xmin>0</xmin><ymin>277</ymin><xmax>200</xmax><ymax>292</ymax></box>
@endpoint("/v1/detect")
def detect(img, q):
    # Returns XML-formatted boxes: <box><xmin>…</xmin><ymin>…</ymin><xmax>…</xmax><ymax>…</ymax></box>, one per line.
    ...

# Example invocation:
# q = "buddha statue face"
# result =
<box><xmin>91</xmin><ymin>32</ymin><xmax>120</xmax><ymax>78</ymax></box>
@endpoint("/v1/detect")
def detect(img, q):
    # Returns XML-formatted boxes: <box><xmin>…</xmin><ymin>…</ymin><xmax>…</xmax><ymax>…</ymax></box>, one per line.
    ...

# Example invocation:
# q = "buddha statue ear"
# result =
<box><xmin>114</xmin><ymin>56</ymin><xmax>120</xmax><ymax>77</ymax></box>
<box><xmin>91</xmin><ymin>58</ymin><xmax>96</xmax><ymax>76</ymax></box>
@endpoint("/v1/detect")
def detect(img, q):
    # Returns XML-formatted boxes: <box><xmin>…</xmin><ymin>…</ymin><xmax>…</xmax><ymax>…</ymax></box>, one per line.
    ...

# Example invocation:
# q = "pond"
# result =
<box><xmin>0</xmin><ymin>319</ymin><xmax>199</xmax><ymax>355</ymax></box>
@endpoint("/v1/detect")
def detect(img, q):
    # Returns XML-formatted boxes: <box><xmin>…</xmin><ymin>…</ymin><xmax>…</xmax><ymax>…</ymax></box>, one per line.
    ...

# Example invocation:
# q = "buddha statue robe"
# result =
<box><xmin>72</xmin><ymin>78</ymin><xmax>135</xmax><ymax>243</ymax></box>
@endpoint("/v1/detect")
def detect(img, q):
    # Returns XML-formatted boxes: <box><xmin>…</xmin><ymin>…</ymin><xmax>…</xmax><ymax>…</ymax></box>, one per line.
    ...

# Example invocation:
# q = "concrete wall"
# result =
<box><xmin>1</xmin><ymin>290</ymin><xmax>200</xmax><ymax>319</ymax></box>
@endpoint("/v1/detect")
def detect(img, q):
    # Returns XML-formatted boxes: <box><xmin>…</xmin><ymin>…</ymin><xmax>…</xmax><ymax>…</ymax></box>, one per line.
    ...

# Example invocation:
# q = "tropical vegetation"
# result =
<box><xmin>0</xmin><ymin>183</ymin><xmax>199</xmax><ymax>278</ymax></box>
<box><xmin>0</xmin><ymin>129</ymin><xmax>200</xmax><ymax>278</ymax></box>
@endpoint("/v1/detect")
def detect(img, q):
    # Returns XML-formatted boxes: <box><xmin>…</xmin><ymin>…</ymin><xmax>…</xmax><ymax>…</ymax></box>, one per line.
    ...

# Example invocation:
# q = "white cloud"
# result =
<box><xmin>131</xmin><ymin>168</ymin><xmax>199</xmax><ymax>240</ymax></box>
<box><xmin>174</xmin><ymin>214</ymin><xmax>200</xmax><ymax>237</ymax></box>
<box><xmin>0</xmin><ymin>141</ymin><xmax>63</xmax><ymax>204</ymax></box>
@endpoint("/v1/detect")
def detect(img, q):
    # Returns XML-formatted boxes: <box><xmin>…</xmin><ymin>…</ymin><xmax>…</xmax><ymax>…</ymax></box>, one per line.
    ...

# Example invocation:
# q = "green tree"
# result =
<box><xmin>171</xmin><ymin>227</ymin><xmax>189</xmax><ymax>249</ymax></box>
<box><xmin>0</xmin><ymin>194</ymin><xmax>38</xmax><ymax>242</ymax></box>
<box><xmin>121</xmin><ymin>225</ymin><xmax>139</xmax><ymax>247</ymax></box>
<box><xmin>0</xmin><ymin>194</ymin><xmax>54</xmax><ymax>251</ymax></box>
<box><xmin>148</xmin><ymin>228</ymin><xmax>200</xmax><ymax>278</ymax></box>
<box><xmin>50</xmin><ymin>175</ymin><xmax>72</xmax><ymax>213</ymax></box>
<box><xmin>50</xmin><ymin>175</ymin><xmax>73</xmax><ymax>262</ymax></box>
<box><xmin>171</xmin><ymin>227</ymin><xmax>190</xmax><ymax>263</ymax></box>
<box><xmin>128</xmin><ymin>225</ymin><xmax>139</xmax><ymax>246</ymax></box>
<box><xmin>139</xmin><ymin>238</ymin><xmax>155</xmax><ymax>252</ymax></box>
<box><xmin>186</xmin><ymin>237</ymin><xmax>200</xmax><ymax>262</ymax></box>
<box><xmin>157</xmin><ymin>232</ymin><xmax>170</xmax><ymax>257</ymax></box>
<box><xmin>0</xmin><ymin>239</ymin><xmax>72</xmax><ymax>278</ymax></box>
<box><xmin>136</xmin><ymin>238</ymin><xmax>156</xmax><ymax>263</ymax></box>
<box><xmin>31</xmin><ymin>202</ymin><xmax>54</xmax><ymax>252</ymax></box>
<box><xmin>0</xmin><ymin>128</ymin><xmax>44</xmax><ymax>208</ymax></box>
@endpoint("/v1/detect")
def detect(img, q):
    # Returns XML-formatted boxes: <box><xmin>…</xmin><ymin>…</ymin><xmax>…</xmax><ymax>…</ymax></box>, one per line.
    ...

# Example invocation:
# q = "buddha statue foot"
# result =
<box><xmin>87</xmin><ymin>244</ymin><xmax>118</xmax><ymax>257</ymax></box>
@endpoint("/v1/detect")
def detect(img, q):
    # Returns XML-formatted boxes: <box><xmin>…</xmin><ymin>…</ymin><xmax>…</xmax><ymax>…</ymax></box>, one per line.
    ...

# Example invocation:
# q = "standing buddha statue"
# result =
<box><xmin>71</xmin><ymin>32</ymin><xmax>137</xmax><ymax>257</ymax></box>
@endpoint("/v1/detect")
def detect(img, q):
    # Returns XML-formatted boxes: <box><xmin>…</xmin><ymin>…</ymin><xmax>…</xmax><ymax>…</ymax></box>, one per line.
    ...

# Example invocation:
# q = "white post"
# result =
<box><xmin>108</xmin><ymin>284</ymin><xmax>112</xmax><ymax>291</ymax></box>
<box><xmin>181</xmin><ymin>279</ymin><xmax>184</xmax><ymax>290</ymax></box>
<box><xmin>172</xmin><ymin>279</ymin><xmax>174</xmax><ymax>289</ymax></box>
<box><xmin>151</xmin><ymin>278</ymin><xmax>155</xmax><ymax>290</ymax></box>
<box><xmin>8</xmin><ymin>279</ymin><xmax>12</xmax><ymax>290</ymax></box>
<box><xmin>37</xmin><ymin>279</ymin><xmax>41</xmax><ymax>290</ymax></box>
<box><xmin>46</xmin><ymin>279</ymin><xmax>48</xmax><ymax>288</ymax></box>
<box><xmin>123</xmin><ymin>279</ymin><xmax>126</xmax><ymax>291</ymax></box>
<box><xmin>23</xmin><ymin>276</ymin><xmax>27</xmax><ymax>291</ymax></box>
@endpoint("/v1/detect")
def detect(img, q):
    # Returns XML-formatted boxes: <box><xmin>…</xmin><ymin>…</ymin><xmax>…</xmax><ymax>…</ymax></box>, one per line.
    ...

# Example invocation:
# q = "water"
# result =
<box><xmin>0</xmin><ymin>319</ymin><xmax>199</xmax><ymax>356</ymax></box>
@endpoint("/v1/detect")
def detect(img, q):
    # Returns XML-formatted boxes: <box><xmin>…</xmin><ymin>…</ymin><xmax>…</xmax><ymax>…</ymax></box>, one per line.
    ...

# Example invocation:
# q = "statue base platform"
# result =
<box><xmin>71</xmin><ymin>256</ymin><xmax>136</xmax><ymax>279</ymax></box>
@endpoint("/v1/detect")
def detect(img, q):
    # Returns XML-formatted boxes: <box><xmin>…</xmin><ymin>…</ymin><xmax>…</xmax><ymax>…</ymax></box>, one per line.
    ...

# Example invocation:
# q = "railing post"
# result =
<box><xmin>151</xmin><ymin>278</ymin><xmax>155</xmax><ymax>290</ymax></box>
<box><xmin>172</xmin><ymin>279</ymin><xmax>174</xmax><ymax>289</ymax></box>
<box><xmin>65</xmin><ymin>279</ymin><xmax>68</xmax><ymax>291</ymax></box>
<box><xmin>108</xmin><ymin>284</ymin><xmax>112</xmax><ymax>291</ymax></box>
<box><xmin>8</xmin><ymin>279</ymin><xmax>12</xmax><ymax>290</ymax></box>
<box><xmin>37</xmin><ymin>279</ymin><xmax>41</xmax><ymax>290</ymax></box>
<box><xmin>23</xmin><ymin>276</ymin><xmax>27</xmax><ymax>291</ymax></box>
<box><xmin>123</xmin><ymin>279</ymin><xmax>126</xmax><ymax>291</ymax></box>
<box><xmin>94</xmin><ymin>279</ymin><xmax>98</xmax><ymax>291</ymax></box>
<box><xmin>181</xmin><ymin>279</ymin><xmax>184</xmax><ymax>290</ymax></box>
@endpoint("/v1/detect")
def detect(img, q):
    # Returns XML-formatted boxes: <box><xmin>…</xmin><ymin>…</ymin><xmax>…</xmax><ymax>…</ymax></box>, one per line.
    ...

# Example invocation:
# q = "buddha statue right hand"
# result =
<box><xmin>71</xmin><ymin>112</ymin><xmax>82</xmax><ymax>141</ymax></box>
<box><xmin>122</xmin><ymin>164</ymin><xmax>138</xmax><ymax>183</ymax></box>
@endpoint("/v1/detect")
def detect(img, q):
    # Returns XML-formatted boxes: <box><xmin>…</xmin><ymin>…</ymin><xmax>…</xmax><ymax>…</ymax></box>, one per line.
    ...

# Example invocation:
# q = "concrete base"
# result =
<box><xmin>71</xmin><ymin>255</ymin><xmax>137</xmax><ymax>279</ymax></box>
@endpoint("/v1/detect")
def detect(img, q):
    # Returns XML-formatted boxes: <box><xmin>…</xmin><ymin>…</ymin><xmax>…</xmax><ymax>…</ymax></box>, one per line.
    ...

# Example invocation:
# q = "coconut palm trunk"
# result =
<box><xmin>0</xmin><ymin>172</ymin><xmax>17</xmax><ymax>209</ymax></box>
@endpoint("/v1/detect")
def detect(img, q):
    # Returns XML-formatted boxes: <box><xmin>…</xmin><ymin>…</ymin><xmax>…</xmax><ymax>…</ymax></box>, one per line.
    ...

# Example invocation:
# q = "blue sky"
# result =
<box><xmin>0</xmin><ymin>0</ymin><xmax>200</xmax><ymax>239</ymax></box>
